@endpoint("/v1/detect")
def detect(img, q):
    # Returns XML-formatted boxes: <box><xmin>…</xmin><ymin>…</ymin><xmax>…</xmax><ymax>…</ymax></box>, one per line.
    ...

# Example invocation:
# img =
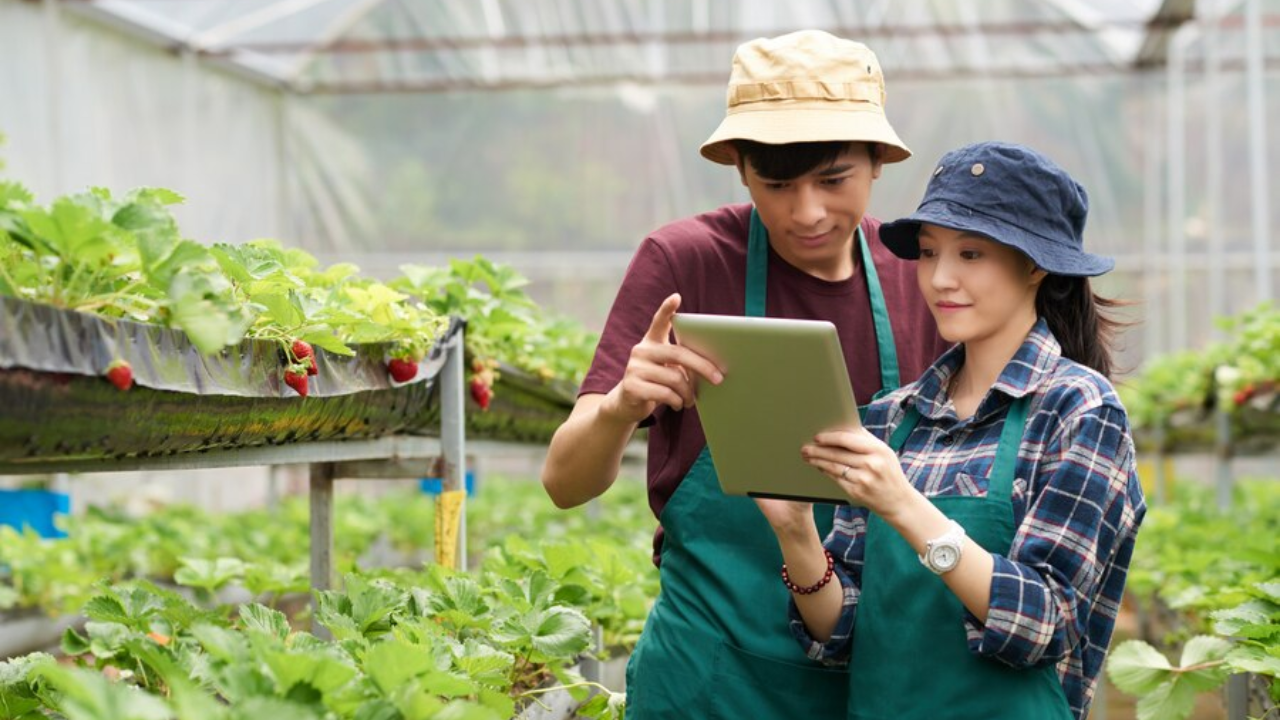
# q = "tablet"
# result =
<box><xmin>671</xmin><ymin>313</ymin><xmax>860</xmax><ymax>505</ymax></box>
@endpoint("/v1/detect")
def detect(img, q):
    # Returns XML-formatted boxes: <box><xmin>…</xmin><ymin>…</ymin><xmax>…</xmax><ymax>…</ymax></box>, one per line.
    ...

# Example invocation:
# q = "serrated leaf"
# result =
<box><xmin>0</xmin><ymin>181</ymin><xmax>34</xmax><ymax>208</ymax></box>
<box><xmin>35</xmin><ymin>664</ymin><xmax>172</xmax><ymax>720</ymax></box>
<box><xmin>365</xmin><ymin>639</ymin><xmax>433</xmax><ymax>695</ymax></box>
<box><xmin>253</xmin><ymin>293</ymin><xmax>303</xmax><ymax>328</ymax></box>
<box><xmin>61</xmin><ymin>627</ymin><xmax>92</xmax><ymax>656</ymax></box>
<box><xmin>264</xmin><ymin>648</ymin><xmax>357</xmax><ymax>698</ymax></box>
<box><xmin>1106</xmin><ymin>640</ymin><xmax>1174</xmax><ymax>695</ymax></box>
<box><xmin>299</xmin><ymin>331</ymin><xmax>354</xmax><ymax>356</ymax></box>
<box><xmin>239</xmin><ymin>603</ymin><xmax>290</xmax><ymax>640</ymax></box>
<box><xmin>1212</xmin><ymin>600</ymin><xmax>1278</xmax><ymax>639</ymax></box>
<box><xmin>1252</xmin><ymin>581</ymin><xmax>1280</xmax><ymax>603</ymax></box>
<box><xmin>451</xmin><ymin>641</ymin><xmax>514</xmax><ymax>688</ymax></box>
<box><xmin>83</xmin><ymin>595</ymin><xmax>131</xmax><ymax>625</ymax></box>
<box><xmin>1226</xmin><ymin>645</ymin><xmax>1280</xmax><ymax>676</ymax></box>
<box><xmin>1134</xmin><ymin>677</ymin><xmax>1199</xmax><ymax>720</ymax></box>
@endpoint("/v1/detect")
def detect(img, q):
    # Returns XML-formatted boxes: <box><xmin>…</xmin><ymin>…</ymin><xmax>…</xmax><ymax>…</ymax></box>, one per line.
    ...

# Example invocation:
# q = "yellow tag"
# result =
<box><xmin>434</xmin><ymin>489</ymin><xmax>466</xmax><ymax>570</ymax></box>
<box><xmin>1136</xmin><ymin>456</ymin><xmax>1175</xmax><ymax>502</ymax></box>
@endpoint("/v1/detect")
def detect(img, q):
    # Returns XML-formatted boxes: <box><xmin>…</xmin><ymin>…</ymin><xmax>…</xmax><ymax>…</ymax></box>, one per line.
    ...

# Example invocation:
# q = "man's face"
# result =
<box><xmin>738</xmin><ymin>144</ymin><xmax>882</xmax><ymax>281</ymax></box>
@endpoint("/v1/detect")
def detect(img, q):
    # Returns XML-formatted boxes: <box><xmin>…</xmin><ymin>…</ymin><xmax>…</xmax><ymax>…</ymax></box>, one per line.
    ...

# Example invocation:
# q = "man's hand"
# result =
<box><xmin>601</xmin><ymin>293</ymin><xmax>724</xmax><ymax>425</ymax></box>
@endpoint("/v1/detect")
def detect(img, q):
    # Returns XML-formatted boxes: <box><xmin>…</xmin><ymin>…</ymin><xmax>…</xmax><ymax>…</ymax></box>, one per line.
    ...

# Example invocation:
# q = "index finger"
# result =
<box><xmin>644</xmin><ymin>293</ymin><xmax>682</xmax><ymax>344</ymax></box>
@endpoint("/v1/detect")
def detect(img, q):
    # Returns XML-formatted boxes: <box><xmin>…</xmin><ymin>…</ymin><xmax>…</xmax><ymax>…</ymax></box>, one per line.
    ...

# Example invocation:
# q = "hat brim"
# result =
<box><xmin>700</xmin><ymin>106</ymin><xmax>911</xmax><ymax>165</ymax></box>
<box><xmin>880</xmin><ymin>199</ymin><xmax>1115</xmax><ymax>277</ymax></box>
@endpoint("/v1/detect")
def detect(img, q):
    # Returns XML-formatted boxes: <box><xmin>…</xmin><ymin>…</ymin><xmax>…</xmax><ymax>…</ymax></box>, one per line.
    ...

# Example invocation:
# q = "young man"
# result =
<box><xmin>541</xmin><ymin>31</ymin><xmax>950</xmax><ymax>718</ymax></box>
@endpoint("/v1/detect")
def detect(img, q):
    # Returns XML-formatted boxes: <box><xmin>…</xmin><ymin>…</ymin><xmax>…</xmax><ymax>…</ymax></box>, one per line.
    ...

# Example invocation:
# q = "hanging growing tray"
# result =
<box><xmin>0</xmin><ymin>296</ymin><xmax>462</xmax><ymax>466</ymax></box>
<box><xmin>466</xmin><ymin>359</ymin><xmax>578</xmax><ymax>445</ymax></box>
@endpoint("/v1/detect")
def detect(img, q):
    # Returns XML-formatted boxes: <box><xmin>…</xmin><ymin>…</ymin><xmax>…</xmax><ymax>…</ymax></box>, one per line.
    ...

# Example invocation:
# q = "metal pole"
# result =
<box><xmin>309</xmin><ymin>462</ymin><xmax>335</xmax><ymax>639</ymax></box>
<box><xmin>1205</xmin><ymin>0</ymin><xmax>1226</xmax><ymax>335</ymax></box>
<box><xmin>1143</xmin><ymin>70</ymin><xmax>1164</xmax><ymax>359</ymax></box>
<box><xmin>1225</xmin><ymin>673</ymin><xmax>1249</xmax><ymax>720</ymax></box>
<box><xmin>1167</xmin><ymin>29</ymin><xmax>1188</xmax><ymax>352</ymax></box>
<box><xmin>440</xmin><ymin>328</ymin><xmax>467</xmax><ymax>570</ymax></box>
<box><xmin>1245</xmin><ymin>0</ymin><xmax>1272</xmax><ymax>302</ymax></box>
<box><xmin>42</xmin><ymin>0</ymin><xmax>63</xmax><ymax>192</ymax></box>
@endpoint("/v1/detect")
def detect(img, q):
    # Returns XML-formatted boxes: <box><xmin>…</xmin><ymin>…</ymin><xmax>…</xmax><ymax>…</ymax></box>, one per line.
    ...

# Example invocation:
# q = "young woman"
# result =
<box><xmin>756</xmin><ymin>141</ymin><xmax>1146</xmax><ymax>720</ymax></box>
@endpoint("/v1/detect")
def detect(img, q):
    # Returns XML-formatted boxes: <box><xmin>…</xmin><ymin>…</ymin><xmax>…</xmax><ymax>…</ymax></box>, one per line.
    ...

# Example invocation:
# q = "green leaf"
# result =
<box><xmin>451</xmin><ymin>641</ymin><xmax>514</xmax><ymax>688</ymax></box>
<box><xmin>299</xmin><ymin>330</ymin><xmax>354</xmax><ymax>357</ymax></box>
<box><xmin>1134</xmin><ymin>677</ymin><xmax>1199</xmax><ymax>720</ymax></box>
<box><xmin>1107</xmin><ymin>640</ymin><xmax>1174</xmax><ymax>695</ymax></box>
<box><xmin>34</xmin><ymin>664</ymin><xmax>172</xmax><ymax>720</ymax></box>
<box><xmin>364</xmin><ymin>639</ymin><xmax>433</xmax><ymax>695</ymax></box>
<box><xmin>174</xmin><ymin>557</ymin><xmax>246</xmax><ymax>593</ymax></box>
<box><xmin>1211</xmin><ymin>600</ymin><xmax>1279</xmax><ymax>639</ymax></box>
<box><xmin>61</xmin><ymin>627</ymin><xmax>92</xmax><ymax>656</ymax></box>
<box><xmin>83</xmin><ymin>594</ymin><xmax>132</xmax><ymax>625</ymax></box>
<box><xmin>239</xmin><ymin>603</ymin><xmax>290</xmax><ymax>640</ymax></box>
<box><xmin>264</xmin><ymin>648</ymin><xmax>357</xmax><ymax>698</ymax></box>
<box><xmin>1252</xmin><ymin>581</ymin><xmax>1280</xmax><ymax>603</ymax></box>
<box><xmin>254</xmin><ymin>293</ymin><xmax>303</xmax><ymax>328</ymax></box>
<box><xmin>0</xmin><ymin>181</ymin><xmax>33</xmax><ymax>209</ymax></box>
<box><xmin>169</xmin><ymin>289</ymin><xmax>253</xmax><ymax>354</ymax></box>
<box><xmin>21</xmin><ymin>198</ymin><xmax>117</xmax><ymax>262</ymax></box>
<box><xmin>1226</xmin><ymin>645</ymin><xmax>1280</xmax><ymax>677</ymax></box>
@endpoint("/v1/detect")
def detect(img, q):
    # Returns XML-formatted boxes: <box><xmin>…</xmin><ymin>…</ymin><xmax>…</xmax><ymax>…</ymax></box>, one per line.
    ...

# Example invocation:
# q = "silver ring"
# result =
<box><xmin>840</xmin><ymin>466</ymin><xmax>851</xmax><ymax>481</ymax></box>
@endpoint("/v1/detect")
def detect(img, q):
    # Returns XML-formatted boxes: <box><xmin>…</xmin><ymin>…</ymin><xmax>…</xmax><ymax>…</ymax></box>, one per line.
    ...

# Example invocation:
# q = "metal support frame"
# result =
<box><xmin>1</xmin><ymin>331</ymin><xmax>468</xmax><ymax>641</ymax></box>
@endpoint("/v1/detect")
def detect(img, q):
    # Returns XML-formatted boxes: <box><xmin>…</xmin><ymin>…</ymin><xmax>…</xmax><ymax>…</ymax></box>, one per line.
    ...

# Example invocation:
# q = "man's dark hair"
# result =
<box><xmin>731</xmin><ymin>140</ymin><xmax>881</xmax><ymax>180</ymax></box>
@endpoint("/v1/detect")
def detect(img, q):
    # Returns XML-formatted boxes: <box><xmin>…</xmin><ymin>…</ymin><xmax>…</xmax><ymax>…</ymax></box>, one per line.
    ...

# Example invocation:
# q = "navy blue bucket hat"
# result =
<box><xmin>880</xmin><ymin>142</ymin><xmax>1114</xmax><ymax>277</ymax></box>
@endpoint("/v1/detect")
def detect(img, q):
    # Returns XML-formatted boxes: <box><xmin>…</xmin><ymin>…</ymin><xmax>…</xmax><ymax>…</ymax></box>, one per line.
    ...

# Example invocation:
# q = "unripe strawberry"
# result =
<box><xmin>105</xmin><ymin>360</ymin><xmax>134</xmax><ymax>391</ymax></box>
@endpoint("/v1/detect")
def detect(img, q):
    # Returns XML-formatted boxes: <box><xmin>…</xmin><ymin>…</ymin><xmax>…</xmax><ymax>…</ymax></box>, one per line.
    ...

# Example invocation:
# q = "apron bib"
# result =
<box><xmin>625</xmin><ymin>210</ymin><xmax>899</xmax><ymax>718</ymax></box>
<box><xmin>846</xmin><ymin>397</ymin><xmax>1073</xmax><ymax>719</ymax></box>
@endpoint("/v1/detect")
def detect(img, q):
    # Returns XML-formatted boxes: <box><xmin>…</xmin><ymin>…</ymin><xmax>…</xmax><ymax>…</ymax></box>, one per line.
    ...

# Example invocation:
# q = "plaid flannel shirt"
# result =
<box><xmin>791</xmin><ymin>318</ymin><xmax>1146</xmax><ymax>720</ymax></box>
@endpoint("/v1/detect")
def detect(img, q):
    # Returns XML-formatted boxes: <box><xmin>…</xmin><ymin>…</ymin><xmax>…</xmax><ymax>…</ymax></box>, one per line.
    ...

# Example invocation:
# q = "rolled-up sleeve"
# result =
<box><xmin>789</xmin><ymin>506</ymin><xmax>870</xmax><ymax>664</ymax></box>
<box><xmin>964</xmin><ymin>403</ymin><xmax>1141</xmax><ymax>668</ymax></box>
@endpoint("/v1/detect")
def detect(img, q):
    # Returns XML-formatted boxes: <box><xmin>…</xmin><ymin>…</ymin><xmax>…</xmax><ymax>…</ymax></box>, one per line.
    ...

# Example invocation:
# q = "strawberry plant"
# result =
<box><xmin>393</xmin><ymin>257</ymin><xmax>597</xmax><ymax>389</ymax></box>
<box><xmin>1108</xmin><ymin>478</ymin><xmax>1280</xmax><ymax>718</ymax></box>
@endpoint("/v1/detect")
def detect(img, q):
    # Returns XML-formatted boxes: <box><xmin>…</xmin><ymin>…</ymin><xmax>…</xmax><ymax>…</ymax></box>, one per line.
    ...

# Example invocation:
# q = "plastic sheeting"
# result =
<box><xmin>1</xmin><ymin>0</ymin><xmax>1278</xmax><ymax>372</ymax></box>
<box><xmin>0</xmin><ymin>296</ymin><xmax>462</xmax><ymax>463</ymax></box>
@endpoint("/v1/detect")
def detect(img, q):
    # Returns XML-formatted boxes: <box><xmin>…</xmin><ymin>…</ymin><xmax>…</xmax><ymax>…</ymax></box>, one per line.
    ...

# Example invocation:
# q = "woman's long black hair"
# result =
<box><xmin>1036</xmin><ymin>275</ymin><xmax>1126</xmax><ymax>379</ymax></box>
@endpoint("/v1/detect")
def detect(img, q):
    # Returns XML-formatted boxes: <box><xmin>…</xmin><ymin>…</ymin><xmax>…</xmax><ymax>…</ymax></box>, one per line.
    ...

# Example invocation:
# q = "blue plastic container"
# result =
<box><xmin>0</xmin><ymin>489</ymin><xmax>70</xmax><ymax>538</ymax></box>
<box><xmin>420</xmin><ymin>470</ymin><xmax>476</xmax><ymax>497</ymax></box>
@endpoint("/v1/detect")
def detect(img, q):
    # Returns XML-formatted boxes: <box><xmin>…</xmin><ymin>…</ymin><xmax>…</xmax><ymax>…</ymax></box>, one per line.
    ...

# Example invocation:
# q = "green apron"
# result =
<box><xmin>846</xmin><ymin>396</ymin><xmax>1074</xmax><ymax>719</ymax></box>
<box><xmin>624</xmin><ymin>210</ymin><xmax>900</xmax><ymax>718</ymax></box>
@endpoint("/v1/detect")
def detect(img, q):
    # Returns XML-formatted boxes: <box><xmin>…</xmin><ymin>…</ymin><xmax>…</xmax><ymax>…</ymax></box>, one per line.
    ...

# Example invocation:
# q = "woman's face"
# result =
<box><xmin>915</xmin><ymin>223</ymin><xmax>1045</xmax><ymax>346</ymax></box>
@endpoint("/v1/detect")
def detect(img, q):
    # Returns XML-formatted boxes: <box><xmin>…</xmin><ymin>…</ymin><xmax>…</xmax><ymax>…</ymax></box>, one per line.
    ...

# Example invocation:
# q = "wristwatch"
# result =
<box><xmin>918</xmin><ymin>520</ymin><xmax>966</xmax><ymax>575</ymax></box>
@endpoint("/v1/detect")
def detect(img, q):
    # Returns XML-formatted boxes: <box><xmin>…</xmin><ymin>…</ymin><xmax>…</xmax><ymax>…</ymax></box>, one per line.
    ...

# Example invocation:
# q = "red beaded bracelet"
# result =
<box><xmin>781</xmin><ymin>549</ymin><xmax>835</xmax><ymax>595</ymax></box>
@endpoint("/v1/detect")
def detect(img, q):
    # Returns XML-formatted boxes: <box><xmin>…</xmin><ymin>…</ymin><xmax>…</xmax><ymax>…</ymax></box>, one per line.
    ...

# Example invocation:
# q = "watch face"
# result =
<box><xmin>933</xmin><ymin>545</ymin><xmax>960</xmax><ymax>571</ymax></box>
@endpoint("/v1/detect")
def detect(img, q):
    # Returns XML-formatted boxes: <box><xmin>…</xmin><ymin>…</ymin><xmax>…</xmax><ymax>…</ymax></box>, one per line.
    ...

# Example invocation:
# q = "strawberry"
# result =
<box><xmin>105</xmin><ymin>360</ymin><xmax>134</xmax><ymax>391</ymax></box>
<box><xmin>292</xmin><ymin>340</ymin><xmax>319</xmax><ymax>376</ymax></box>
<box><xmin>284</xmin><ymin>365</ymin><xmax>309</xmax><ymax>397</ymax></box>
<box><xmin>470</xmin><ymin>376</ymin><xmax>492</xmax><ymax>410</ymax></box>
<box><xmin>146</xmin><ymin>631</ymin><xmax>172</xmax><ymax>646</ymax></box>
<box><xmin>388</xmin><ymin>357</ymin><xmax>418</xmax><ymax>383</ymax></box>
<box><xmin>1234</xmin><ymin>384</ymin><xmax>1256</xmax><ymax>407</ymax></box>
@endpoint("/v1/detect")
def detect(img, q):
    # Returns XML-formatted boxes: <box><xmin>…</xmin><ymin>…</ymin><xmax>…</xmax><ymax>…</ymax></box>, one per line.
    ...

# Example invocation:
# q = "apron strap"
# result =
<box><xmin>858</xmin><ymin>227</ymin><xmax>900</xmax><ymax>392</ymax></box>
<box><xmin>746</xmin><ymin>209</ymin><xmax>769</xmax><ymax>318</ymax></box>
<box><xmin>986</xmin><ymin>395</ymin><xmax>1030</xmax><ymax>507</ymax></box>
<box><xmin>887</xmin><ymin>395</ymin><xmax>1031</xmax><ymax>506</ymax></box>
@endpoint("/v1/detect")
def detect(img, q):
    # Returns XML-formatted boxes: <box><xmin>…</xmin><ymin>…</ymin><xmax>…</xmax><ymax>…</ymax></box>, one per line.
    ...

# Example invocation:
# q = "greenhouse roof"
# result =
<box><xmin>51</xmin><ymin>0</ymin><xmax>1215</xmax><ymax>93</ymax></box>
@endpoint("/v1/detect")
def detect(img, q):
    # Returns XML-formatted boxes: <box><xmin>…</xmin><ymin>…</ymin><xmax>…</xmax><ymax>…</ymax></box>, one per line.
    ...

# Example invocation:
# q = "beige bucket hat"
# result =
<box><xmin>700</xmin><ymin>30</ymin><xmax>911</xmax><ymax>165</ymax></box>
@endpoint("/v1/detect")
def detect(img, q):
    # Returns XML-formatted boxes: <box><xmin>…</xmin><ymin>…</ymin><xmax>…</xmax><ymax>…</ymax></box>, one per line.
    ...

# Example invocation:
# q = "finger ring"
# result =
<box><xmin>840</xmin><ymin>466</ymin><xmax>851</xmax><ymax>481</ymax></box>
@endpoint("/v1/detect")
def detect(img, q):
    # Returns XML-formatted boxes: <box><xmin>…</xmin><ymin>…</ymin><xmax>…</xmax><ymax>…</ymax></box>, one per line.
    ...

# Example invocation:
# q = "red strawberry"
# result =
<box><xmin>284</xmin><ymin>366</ymin><xmax>309</xmax><ymax>397</ymax></box>
<box><xmin>105</xmin><ymin>360</ymin><xmax>134</xmax><ymax>391</ymax></box>
<box><xmin>470</xmin><ymin>377</ymin><xmax>492</xmax><ymax>410</ymax></box>
<box><xmin>388</xmin><ymin>357</ymin><xmax>418</xmax><ymax>383</ymax></box>
<box><xmin>292</xmin><ymin>340</ymin><xmax>319</xmax><ymax>376</ymax></box>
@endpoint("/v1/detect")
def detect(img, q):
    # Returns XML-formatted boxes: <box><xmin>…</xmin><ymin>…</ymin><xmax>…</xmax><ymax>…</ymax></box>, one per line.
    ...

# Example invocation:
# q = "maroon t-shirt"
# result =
<box><xmin>580</xmin><ymin>203</ymin><xmax>951</xmax><ymax>564</ymax></box>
